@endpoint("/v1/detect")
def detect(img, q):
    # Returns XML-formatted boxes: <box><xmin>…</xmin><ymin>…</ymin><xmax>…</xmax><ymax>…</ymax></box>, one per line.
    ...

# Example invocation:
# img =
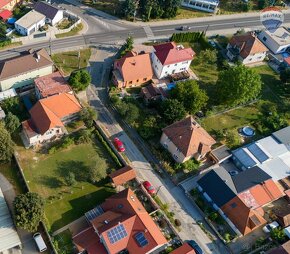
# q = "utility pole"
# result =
<box><xmin>78</xmin><ymin>48</ymin><xmax>81</xmax><ymax>69</ymax></box>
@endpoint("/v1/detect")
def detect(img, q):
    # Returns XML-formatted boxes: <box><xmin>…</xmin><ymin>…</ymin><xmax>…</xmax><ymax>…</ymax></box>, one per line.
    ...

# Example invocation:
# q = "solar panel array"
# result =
<box><xmin>107</xmin><ymin>224</ymin><xmax>128</xmax><ymax>244</ymax></box>
<box><xmin>85</xmin><ymin>205</ymin><xmax>104</xmax><ymax>221</ymax></box>
<box><xmin>247</xmin><ymin>143</ymin><xmax>269</xmax><ymax>163</ymax></box>
<box><xmin>233</xmin><ymin>149</ymin><xmax>257</xmax><ymax>169</ymax></box>
<box><xmin>135</xmin><ymin>232</ymin><xmax>149</xmax><ymax>247</ymax></box>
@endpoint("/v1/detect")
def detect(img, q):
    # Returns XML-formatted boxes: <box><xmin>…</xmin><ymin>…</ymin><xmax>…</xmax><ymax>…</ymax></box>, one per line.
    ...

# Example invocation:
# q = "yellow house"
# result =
<box><xmin>0</xmin><ymin>49</ymin><xmax>54</xmax><ymax>92</ymax></box>
<box><xmin>0</xmin><ymin>0</ymin><xmax>21</xmax><ymax>11</ymax></box>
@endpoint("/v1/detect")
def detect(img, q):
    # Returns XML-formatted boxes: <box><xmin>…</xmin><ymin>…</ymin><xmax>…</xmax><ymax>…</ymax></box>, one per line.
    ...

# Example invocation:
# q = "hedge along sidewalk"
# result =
<box><xmin>13</xmin><ymin>153</ymin><xmax>58</xmax><ymax>254</ymax></box>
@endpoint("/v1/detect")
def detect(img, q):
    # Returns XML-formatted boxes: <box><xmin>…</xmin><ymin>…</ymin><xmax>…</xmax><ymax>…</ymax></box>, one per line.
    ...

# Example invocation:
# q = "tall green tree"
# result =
<box><xmin>216</xmin><ymin>64</ymin><xmax>262</xmax><ymax>106</ymax></box>
<box><xmin>122</xmin><ymin>0</ymin><xmax>136</xmax><ymax>19</ymax></box>
<box><xmin>68</xmin><ymin>69</ymin><xmax>91</xmax><ymax>92</ymax></box>
<box><xmin>161</xmin><ymin>99</ymin><xmax>186</xmax><ymax>124</ymax></box>
<box><xmin>138</xmin><ymin>115</ymin><xmax>160</xmax><ymax>139</ymax></box>
<box><xmin>5</xmin><ymin>112</ymin><xmax>20</xmax><ymax>133</ymax></box>
<box><xmin>280</xmin><ymin>68</ymin><xmax>290</xmax><ymax>84</ymax></box>
<box><xmin>13</xmin><ymin>192</ymin><xmax>44</xmax><ymax>232</ymax></box>
<box><xmin>160</xmin><ymin>0</ymin><xmax>181</xmax><ymax>18</ymax></box>
<box><xmin>170</xmin><ymin>80</ymin><xmax>208</xmax><ymax>114</ymax></box>
<box><xmin>80</xmin><ymin>106</ymin><xmax>97</xmax><ymax>128</ymax></box>
<box><xmin>0</xmin><ymin>123</ymin><xmax>14</xmax><ymax>163</ymax></box>
<box><xmin>124</xmin><ymin>103</ymin><xmax>139</xmax><ymax>124</ymax></box>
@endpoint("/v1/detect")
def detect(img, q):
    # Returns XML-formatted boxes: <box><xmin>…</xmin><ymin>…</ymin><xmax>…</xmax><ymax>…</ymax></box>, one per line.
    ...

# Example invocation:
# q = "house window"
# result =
<box><xmin>129</xmin><ymin>81</ymin><xmax>133</xmax><ymax>84</ymax></box>
<box><xmin>182</xmin><ymin>61</ymin><xmax>188</xmax><ymax>64</ymax></box>
<box><xmin>174</xmin><ymin>64</ymin><xmax>177</xmax><ymax>66</ymax></box>
<box><xmin>143</xmin><ymin>78</ymin><xmax>147</xmax><ymax>81</ymax></box>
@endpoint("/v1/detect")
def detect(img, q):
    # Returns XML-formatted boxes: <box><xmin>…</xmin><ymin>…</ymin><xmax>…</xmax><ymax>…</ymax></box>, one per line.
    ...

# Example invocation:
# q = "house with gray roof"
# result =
<box><xmin>34</xmin><ymin>1</ymin><xmax>64</xmax><ymax>26</ymax></box>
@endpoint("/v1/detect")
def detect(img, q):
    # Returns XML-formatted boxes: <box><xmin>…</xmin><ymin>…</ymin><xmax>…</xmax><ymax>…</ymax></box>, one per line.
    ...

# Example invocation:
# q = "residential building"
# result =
<box><xmin>267</xmin><ymin>240</ymin><xmax>290</xmax><ymax>254</ymax></box>
<box><xmin>140</xmin><ymin>83</ymin><xmax>168</xmax><ymax>104</ymax></box>
<box><xmin>209</xmin><ymin>145</ymin><xmax>232</xmax><ymax>164</ymax></box>
<box><xmin>170</xmin><ymin>243</ymin><xmax>196</xmax><ymax>254</ymax></box>
<box><xmin>34</xmin><ymin>1</ymin><xmax>64</xmax><ymax>26</ymax></box>
<box><xmin>152</xmin><ymin>42</ymin><xmax>195</xmax><ymax>79</ymax></box>
<box><xmin>109</xmin><ymin>165</ymin><xmax>136</xmax><ymax>186</ymax></box>
<box><xmin>73</xmin><ymin>188</ymin><xmax>167</xmax><ymax>254</ymax></box>
<box><xmin>15</xmin><ymin>10</ymin><xmax>45</xmax><ymax>36</ymax></box>
<box><xmin>0</xmin><ymin>49</ymin><xmax>54</xmax><ymax>92</ymax></box>
<box><xmin>0</xmin><ymin>187</ymin><xmax>22</xmax><ymax>252</ymax></box>
<box><xmin>258</xmin><ymin>27</ymin><xmax>290</xmax><ymax>54</ymax></box>
<box><xmin>0</xmin><ymin>9</ymin><xmax>12</xmax><ymax>20</ymax></box>
<box><xmin>160</xmin><ymin>116</ymin><xmax>216</xmax><ymax>163</ymax></box>
<box><xmin>181</xmin><ymin>0</ymin><xmax>219</xmax><ymax>13</ymax></box>
<box><xmin>21</xmin><ymin>93</ymin><xmax>81</xmax><ymax>147</ymax></box>
<box><xmin>226</xmin><ymin>32</ymin><xmax>268</xmax><ymax>65</ymax></box>
<box><xmin>0</xmin><ymin>0</ymin><xmax>21</xmax><ymax>11</ymax></box>
<box><xmin>231</xmin><ymin>126</ymin><xmax>290</xmax><ymax>181</ymax></box>
<box><xmin>34</xmin><ymin>71</ymin><xmax>72</xmax><ymax>99</ymax></box>
<box><xmin>197</xmin><ymin>166</ymin><xmax>284</xmax><ymax>235</ymax></box>
<box><xmin>274</xmin><ymin>205</ymin><xmax>290</xmax><ymax>227</ymax></box>
<box><xmin>113</xmin><ymin>51</ymin><xmax>153</xmax><ymax>88</ymax></box>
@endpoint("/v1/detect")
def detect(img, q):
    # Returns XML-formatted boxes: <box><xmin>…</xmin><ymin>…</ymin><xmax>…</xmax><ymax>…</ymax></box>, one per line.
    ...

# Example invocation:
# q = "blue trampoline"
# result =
<box><xmin>167</xmin><ymin>83</ymin><xmax>176</xmax><ymax>90</ymax></box>
<box><xmin>7</xmin><ymin>17</ymin><xmax>16</xmax><ymax>25</ymax></box>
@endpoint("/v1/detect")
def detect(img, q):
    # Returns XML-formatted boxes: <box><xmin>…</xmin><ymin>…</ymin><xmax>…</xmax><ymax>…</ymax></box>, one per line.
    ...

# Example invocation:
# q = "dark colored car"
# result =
<box><xmin>143</xmin><ymin>181</ymin><xmax>155</xmax><ymax>195</ymax></box>
<box><xmin>187</xmin><ymin>240</ymin><xmax>204</xmax><ymax>254</ymax></box>
<box><xmin>113</xmin><ymin>137</ymin><xmax>125</xmax><ymax>152</ymax></box>
<box><xmin>179</xmin><ymin>25</ymin><xmax>191</xmax><ymax>31</ymax></box>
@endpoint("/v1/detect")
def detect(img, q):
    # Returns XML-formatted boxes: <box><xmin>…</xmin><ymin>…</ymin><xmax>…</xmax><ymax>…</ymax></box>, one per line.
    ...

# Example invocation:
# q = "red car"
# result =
<box><xmin>113</xmin><ymin>137</ymin><xmax>125</xmax><ymax>152</ymax></box>
<box><xmin>143</xmin><ymin>181</ymin><xmax>155</xmax><ymax>195</ymax></box>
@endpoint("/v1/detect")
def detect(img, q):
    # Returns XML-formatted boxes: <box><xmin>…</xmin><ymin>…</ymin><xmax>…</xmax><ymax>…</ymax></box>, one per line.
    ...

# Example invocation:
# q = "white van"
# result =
<box><xmin>33</xmin><ymin>233</ymin><xmax>47</xmax><ymax>252</ymax></box>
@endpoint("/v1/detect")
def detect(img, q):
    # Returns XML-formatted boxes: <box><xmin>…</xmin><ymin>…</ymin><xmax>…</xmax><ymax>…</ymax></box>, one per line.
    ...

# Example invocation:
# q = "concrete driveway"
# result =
<box><xmin>86</xmin><ymin>48</ymin><xmax>230</xmax><ymax>254</ymax></box>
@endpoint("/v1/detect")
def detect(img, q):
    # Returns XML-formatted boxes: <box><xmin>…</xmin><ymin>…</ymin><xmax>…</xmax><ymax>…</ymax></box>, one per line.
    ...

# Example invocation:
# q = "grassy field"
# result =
<box><xmin>16</xmin><ymin>141</ymin><xmax>116</xmax><ymax>232</ymax></box>
<box><xmin>82</xmin><ymin>0</ymin><xmax>119</xmax><ymax>16</ymax></box>
<box><xmin>51</xmin><ymin>48</ymin><xmax>91</xmax><ymax>75</ymax></box>
<box><xmin>55</xmin><ymin>23</ymin><xmax>84</xmax><ymax>39</ymax></box>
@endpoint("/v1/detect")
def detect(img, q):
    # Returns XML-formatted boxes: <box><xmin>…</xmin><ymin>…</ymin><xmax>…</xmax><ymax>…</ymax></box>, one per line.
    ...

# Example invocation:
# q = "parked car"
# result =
<box><xmin>143</xmin><ymin>181</ymin><xmax>155</xmax><ymax>194</ymax></box>
<box><xmin>208</xmin><ymin>40</ymin><xmax>217</xmax><ymax>48</ymax></box>
<box><xmin>179</xmin><ymin>25</ymin><xmax>191</xmax><ymax>31</ymax></box>
<box><xmin>33</xmin><ymin>233</ymin><xmax>47</xmax><ymax>252</ymax></box>
<box><xmin>187</xmin><ymin>240</ymin><xmax>203</xmax><ymax>254</ymax></box>
<box><xmin>113</xmin><ymin>137</ymin><xmax>125</xmax><ymax>152</ymax></box>
<box><xmin>263</xmin><ymin>221</ymin><xmax>279</xmax><ymax>233</ymax></box>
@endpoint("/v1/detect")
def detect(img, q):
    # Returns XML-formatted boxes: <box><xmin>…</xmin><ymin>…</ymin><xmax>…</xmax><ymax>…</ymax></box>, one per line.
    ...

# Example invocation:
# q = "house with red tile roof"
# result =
<box><xmin>73</xmin><ymin>188</ymin><xmax>167</xmax><ymax>254</ymax></box>
<box><xmin>198</xmin><ymin>166</ymin><xmax>284</xmax><ymax>236</ymax></box>
<box><xmin>34</xmin><ymin>71</ymin><xmax>72</xmax><ymax>99</ymax></box>
<box><xmin>109</xmin><ymin>166</ymin><xmax>136</xmax><ymax>186</ymax></box>
<box><xmin>113</xmin><ymin>51</ymin><xmax>153</xmax><ymax>88</ymax></box>
<box><xmin>0</xmin><ymin>0</ymin><xmax>20</xmax><ymax>11</ymax></box>
<box><xmin>0</xmin><ymin>9</ymin><xmax>12</xmax><ymax>20</ymax></box>
<box><xmin>151</xmin><ymin>42</ymin><xmax>195</xmax><ymax>79</ymax></box>
<box><xmin>160</xmin><ymin>116</ymin><xmax>215</xmax><ymax>163</ymax></box>
<box><xmin>171</xmin><ymin>243</ymin><xmax>196</xmax><ymax>254</ymax></box>
<box><xmin>21</xmin><ymin>93</ymin><xmax>81</xmax><ymax>148</ymax></box>
<box><xmin>226</xmin><ymin>32</ymin><xmax>268</xmax><ymax>65</ymax></box>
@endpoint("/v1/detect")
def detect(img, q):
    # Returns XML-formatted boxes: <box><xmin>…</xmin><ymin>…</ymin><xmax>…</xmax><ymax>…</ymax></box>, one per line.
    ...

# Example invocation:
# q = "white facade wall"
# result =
<box><xmin>51</xmin><ymin>10</ymin><xmax>63</xmax><ymax>26</ymax></box>
<box><xmin>15</xmin><ymin>18</ymin><xmax>45</xmax><ymax>36</ymax></box>
<box><xmin>241</xmin><ymin>52</ymin><xmax>266</xmax><ymax>65</ymax></box>
<box><xmin>0</xmin><ymin>65</ymin><xmax>53</xmax><ymax>91</ymax></box>
<box><xmin>181</xmin><ymin>0</ymin><xmax>218</xmax><ymax>13</ymax></box>
<box><xmin>258</xmin><ymin>31</ymin><xmax>290</xmax><ymax>54</ymax></box>
<box><xmin>151</xmin><ymin>53</ymin><xmax>192</xmax><ymax>79</ymax></box>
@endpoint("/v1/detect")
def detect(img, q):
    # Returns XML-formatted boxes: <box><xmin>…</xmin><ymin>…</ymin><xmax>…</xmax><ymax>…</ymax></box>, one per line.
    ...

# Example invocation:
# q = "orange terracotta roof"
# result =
<box><xmin>91</xmin><ymin>211</ymin><xmax>123</xmax><ymax>231</ymax></box>
<box><xmin>99</xmin><ymin>188</ymin><xmax>167</xmax><ymax>254</ymax></box>
<box><xmin>29</xmin><ymin>93</ymin><xmax>81</xmax><ymax>134</ymax></box>
<box><xmin>153</xmin><ymin>42</ymin><xmax>195</xmax><ymax>65</ymax></box>
<box><xmin>171</xmin><ymin>243</ymin><xmax>196</xmax><ymax>254</ymax></box>
<box><xmin>0</xmin><ymin>0</ymin><xmax>14</xmax><ymax>9</ymax></box>
<box><xmin>162</xmin><ymin>116</ymin><xmax>216</xmax><ymax>157</ymax></box>
<box><xmin>34</xmin><ymin>71</ymin><xmax>72</xmax><ymax>98</ymax></box>
<box><xmin>115</xmin><ymin>52</ymin><xmax>153</xmax><ymax>82</ymax></box>
<box><xmin>229</xmin><ymin>33</ymin><xmax>268</xmax><ymax>59</ymax></box>
<box><xmin>109</xmin><ymin>166</ymin><xmax>136</xmax><ymax>186</ymax></box>
<box><xmin>221</xmin><ymin>196</ymin><xmax>266</xmax><ymax>235</ymax></box>
<box><xmin>73</xmin><ymin>227</ymin><xmax>107</xmax><ymax>254</ymax></box>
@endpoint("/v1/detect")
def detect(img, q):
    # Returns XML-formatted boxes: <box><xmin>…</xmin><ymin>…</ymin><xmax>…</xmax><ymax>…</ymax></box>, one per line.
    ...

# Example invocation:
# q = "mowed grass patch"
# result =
<box><xmin>16</xmin><ymin>141</ymin><xmax>116</xmax><ymax>231</ymax></box>
<box><xmin>82</xmin><ymin>0</ymin><xmax>120</xmax><ymax>16</ymax></box>
<box><xmin>55</xmin><ymin>23</ymin><xmax>83</xmax><ymax>39</ymax></box>
<box><xmin>52</xmin><ymin>48</ymin><xmax>91</xmax><ymax>75</ymax></box>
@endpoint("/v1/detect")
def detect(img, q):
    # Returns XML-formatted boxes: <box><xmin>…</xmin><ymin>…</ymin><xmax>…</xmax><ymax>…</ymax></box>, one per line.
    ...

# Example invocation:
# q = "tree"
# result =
<box><xmin>161</xmin><ymin>0</ymin><xmax>181</xmax><ymax>18</ymax></box>
<box><xmin>195</xmin><ymin>49</ymin><xmax>218</xmax><ymax>65</ymax></box>
<box><xmin>125</xmin><ymin>36</ymin><xmax>134</xmax><ymax>52</ymax></box>
<box><xmin>121</xmin><ymin>0</ymin><xmax>136</xmax><ymax>19</ymax></box>
<box><xmin>64</xmin><ymin>172</ymin><xmax>77</xmax><ymax>186</ymax></box>
<box><xmin>161</xmin><ymin>99</ymin><xmax>186</xmax><ymax>124</ymax></box>
<box><xmin>138</xmin><ymin>115</ymin><xmax>160</xmax><ymax>139</ymax></box>
<box><xmin>258</xmin><ymin>0</ymin><xmax>271</xmax><ymax>9</ymax></box>
<box><xmin>68</xmin><ymin>69</ymin><xmax>91</xmax><ymax>92</ymax></box>
<box><xmin>280</xmin><ymin>68</ymin><xmax>290</xmax><ymax>84</ymax></box>
<box><xmin>5</xmin><ymin>112</ymin><xmax>20</xmax><ymax>133</ymax></box>
<box><xmin>124</xmin><ymin>103</ymin><xmax>139</xmax><ymax>124</ymax></box>
<box><xmin>0</xmin><ymin>123</ymin><xmax>14</xmax><ymax>163</ymax></box>
<box><xmin>170</xmin><ymin>80</ymin><xmax>208</xmax><ymax>114</ymax></box>
<box><xmin>80</xmin><ymin>106</ymin><xmax>97</xmax><ymax>128</ymax></box>
<box><xmin>270</xmin><ymin>227</ymin><xmax>286</xmax><ymax>243</ymax></box>
<box><xmin>87</xmin><ymin>158</ymin><xmax>107</xmax><ymax>183</ymax></box>
<box><xmin>216</xmin><ymin>64</ymin><xmax>262</xmax><ymax>106</ymax></box>
<box><xmin>225</xmin><ymin>130</ymin><xmax>241</xmax><ymax>148</ymax></box>
<box><xmin>75</xmin><ymin>129</ymin><xmax>93</xmax><ymax>144</ymax></box>
<box><xmin>13</xmin><ymin>192</ymin><xmax>44</xmax><ymax>232</ymax></box>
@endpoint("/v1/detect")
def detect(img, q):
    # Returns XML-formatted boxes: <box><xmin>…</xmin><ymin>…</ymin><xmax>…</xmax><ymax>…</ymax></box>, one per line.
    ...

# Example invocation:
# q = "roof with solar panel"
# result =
<box><xmin>231</xmin><ymin>126</ymin><xmax>290</xmax><ymax>181</ymax></box>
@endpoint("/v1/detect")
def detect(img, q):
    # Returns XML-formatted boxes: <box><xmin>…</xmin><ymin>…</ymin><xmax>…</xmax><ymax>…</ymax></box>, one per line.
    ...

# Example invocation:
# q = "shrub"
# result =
<box><xmin>174</xmin><ymin>219</ymin><xmax>181</xmax><ymax>227</ymax></box>
<box><xmin>159</xmin><ymin>218</ymin><xmax>167</xmax><ymax>229</ymax></box>
<box><xmin>48</xmin><ymin>146</ymin><xmax>57</xmax><ymax>155</ymax></box>
<box><xmin>224</xmin><ymin>232</ymin><xmax>231</xmax><ymax>243</ymax></box>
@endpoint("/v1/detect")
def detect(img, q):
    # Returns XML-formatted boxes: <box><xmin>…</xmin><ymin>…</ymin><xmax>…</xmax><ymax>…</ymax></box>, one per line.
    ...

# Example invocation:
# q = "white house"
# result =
<box><xmin>34</xmin><ymin>1</ymin><xmax>64</xmax><ymax>26</ymax></box>
<box><xmin>14</xmin><ymin>10</ymin><xmax>45</xmax><ymax>36</ymax></box>
<box><xmin>151</xmin><ymin>42</ymin><xmax>195</xmax><ymax>79</ymax></box>
<box><xmin>181</xmin><ymin>0</ymin><xmax>219</xmax><ymax>13</ymax></box>
<box><xmin>226</xmin><ymin>32</ymin><xmax>268</xmax><ymax>65</ymax></box>
<box><xmin>258</xmin><ymin>27</ymin><xmax>290</xmax><ymax>54</ymax></box>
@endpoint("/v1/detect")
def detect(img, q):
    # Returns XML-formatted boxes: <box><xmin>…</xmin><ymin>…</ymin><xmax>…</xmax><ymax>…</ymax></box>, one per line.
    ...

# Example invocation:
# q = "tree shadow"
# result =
<box><xmin>38</xmin><ymin>176</ymin><xmax>63</xmax><ymax>189</ymax></box>
<box><xmin>56</xmin><ymin>160</ymin><xmax>91</xmax><ymax>182</ymax></box>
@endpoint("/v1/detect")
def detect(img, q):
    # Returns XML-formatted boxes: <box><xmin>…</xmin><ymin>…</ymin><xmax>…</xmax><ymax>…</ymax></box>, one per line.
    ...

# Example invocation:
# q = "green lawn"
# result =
<box><xmin>53</xmin><ymin>229</ymin><xmax>74</xmax><ymax>253</ymax></box>
<box><xmin>55</xmin><ymin>23</ymin><xmax>84</xmax><ymax>39</ymax></box>
<box><xmin>16</xmin><ymin>141</ymin><xmax>116</xmax><ymax>232</ymax></box>
<box><xmin>51</xmin><ymin>48</ymin><xmax>91</xmax><ymax>75</ymax></box>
